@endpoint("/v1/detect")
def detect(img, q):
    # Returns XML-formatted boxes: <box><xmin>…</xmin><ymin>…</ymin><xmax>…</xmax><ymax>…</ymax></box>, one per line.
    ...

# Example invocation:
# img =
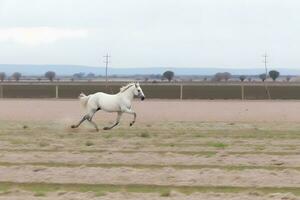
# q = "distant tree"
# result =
<box><xmin>269</xmin><ymin>70</ymin><xmax>280</xmax><ymax>81</ymax></box>
<box><xmin>223</xmin><ymin>72</ymin><xmax>231</xmax><ymax>81</ymax></box>
<box><xmin>213</xmin><ymin>72</ymin><xmax>231</xmax><ymax>82</ymax></box>
<box><xmin>214</xmin><ymin>73</ymin><xmax>223</xmax><ymax>81</ymax></box>
<box><xmin>247</xmin><ymin>77</ymin><xmax>252</xmax><ymax>82</ymax></box>
<box><xmin>45</xmin><ymin>71</ymin><xmax>56</xmax><ymax>82</ymax></box>
<box><xmin>149</xmin><ymin>74</ymin><xmax>161</xmax><ymax>79</ymax></box>
<box><xmin>239</xmin><ymin>75</ymin><xmax>247</xmax><ymax>82</ymax></box>
<box><xmin>86</xmin><ymin>73</ymin><xmax>95</xmax><ymax>78</ymax></box>
<box><xmin>37</xmin><ymin>77</ymin><xmax>42</xmax><ymax>82</ymax></box>
<box><xmin>203</xmin><ymin>77</ymin><xmax>208</xmax><ymax>81</ymax></box>
<box><xmin>0</xmin><ymin>72</ymin><xmax>6</xmax><ymax>82</ymax></box>
<box><xmin>259</xmin><ymin>73</ymin><xmax>267</xmax><ymax>82</ymax></box>
<box><xmin>12</xmin><ymin>72</ymin><xmax>22</xmax><ymax>81</ymax></box>
<box><xmin>163</xmin><ymin>71</ymin><xmax>174</xmax><ymax>82</ymax></box>
<box><xmin>286</xmin><ymin>75</ymin><xmax>292</xmax><ymax>82</ymax></box>
<box><xmin>73</xmin><ymin>72</ymin><xmax>85</xmax><ymax>79</ymax></box>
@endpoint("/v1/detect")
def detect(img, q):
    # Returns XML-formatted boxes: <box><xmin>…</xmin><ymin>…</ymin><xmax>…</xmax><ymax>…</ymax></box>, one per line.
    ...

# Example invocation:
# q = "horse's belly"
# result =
<box><xmin>98</xmin><ymin>96</ymin><xmax>120</xmax><ymax>112</ymax></box>
<box><xmin>101</xmin><ymin>104</ymin><xmax>120</xmax><ymax>112</ymax></box>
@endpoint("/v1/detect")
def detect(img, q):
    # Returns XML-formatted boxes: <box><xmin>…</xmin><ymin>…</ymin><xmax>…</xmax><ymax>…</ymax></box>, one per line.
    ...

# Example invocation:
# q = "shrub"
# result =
<box><xmin>85</xmin><ymin>141</ymin><xmax>94</xmax><ymax>146</ymax></box>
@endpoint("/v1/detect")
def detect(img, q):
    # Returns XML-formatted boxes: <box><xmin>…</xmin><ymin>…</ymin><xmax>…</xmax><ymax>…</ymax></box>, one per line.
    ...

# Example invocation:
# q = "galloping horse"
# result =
<box><xmin>71</xmin><ymin>82</ymin><xmax>145</xmax><ymax>131</ymax></box>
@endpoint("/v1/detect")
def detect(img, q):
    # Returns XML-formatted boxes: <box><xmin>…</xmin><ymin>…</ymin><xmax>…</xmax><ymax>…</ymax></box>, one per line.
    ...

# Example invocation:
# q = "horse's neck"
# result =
<box><xmin>120</xmin><ymin>87</ymin><xmax>134</xmax><ymax>101</ymax></box>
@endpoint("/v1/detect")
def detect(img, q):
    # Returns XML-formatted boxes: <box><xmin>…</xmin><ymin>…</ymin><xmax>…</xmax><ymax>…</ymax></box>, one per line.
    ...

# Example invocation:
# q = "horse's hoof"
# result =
<box><xmin>103</xmin><ymin>127</ymin><xmax>110</xmax><ymax>130</ymax></box>
<box><xmin>130</xmin><ymin>123</ymin><xmax>134</xmax><ymax>127</ymax></box>
<box><xmin>71</xmin><ymin>125</ymin><xmax>76</xmax><ymax>128</ymax></box>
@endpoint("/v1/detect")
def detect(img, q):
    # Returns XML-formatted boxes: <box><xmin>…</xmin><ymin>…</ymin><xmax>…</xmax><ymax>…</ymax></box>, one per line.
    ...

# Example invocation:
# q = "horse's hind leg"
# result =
<box><xmin>87</xmin><ymin>117</ymin><xmax>99</xmax><ymax>132</ymax></box>
<box><xmin>71</xmin><ymin>114</ymin><xmax>89</xmax><ymax>129</ymax></box>
<box><xmin>71</xmin><ymin>113</ymin><xmax>99</xmax><ymax>131</ymax></box>
<box><xmin>85</xmin><ymin>109</ymin><xmax>99</xmax><ymax>131</ymax></box>
<box><xmin>104</xmin><ymin>112</ymin><xmax>122</xmax><ymax>130</ymax></box>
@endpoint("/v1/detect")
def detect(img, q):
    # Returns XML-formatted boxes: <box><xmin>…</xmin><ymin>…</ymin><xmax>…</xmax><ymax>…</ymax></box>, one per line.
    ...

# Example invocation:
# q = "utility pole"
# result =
<box><xmin>263</xmin><ymin>53</ymin><xmax>268</xmax><ymax>77</ymax></box>
<box><xmin>103</xmin><ymin>53</ymin><xmax>110</xmax><ymax>88</ymax></box>
<box><xmin>262</xmin><ymin>53</ymin><xmax>271</xmax><ymax>99</ymax></box>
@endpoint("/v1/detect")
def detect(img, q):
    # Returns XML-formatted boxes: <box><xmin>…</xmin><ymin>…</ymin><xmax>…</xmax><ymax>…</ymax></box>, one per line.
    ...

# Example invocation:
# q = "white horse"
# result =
<box><xmin>71</xmin><ymin>82</ymin><xmax>145</xmax><ymax>131</ymax></box>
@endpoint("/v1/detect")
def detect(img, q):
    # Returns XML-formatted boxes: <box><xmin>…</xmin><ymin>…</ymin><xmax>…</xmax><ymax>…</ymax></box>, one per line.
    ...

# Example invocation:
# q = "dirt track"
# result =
<box><xmin>0</xmin><ymin>99</ymin><xmax>300</xmax><ymax>122</ymax></box>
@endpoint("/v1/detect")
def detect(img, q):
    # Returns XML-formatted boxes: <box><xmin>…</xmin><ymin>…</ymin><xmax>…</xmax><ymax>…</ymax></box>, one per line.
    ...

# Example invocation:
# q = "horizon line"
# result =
<box><xmin>0</xmin><ymin>64</ymin><xmax>298</xmax><ymax>70</ymax></box>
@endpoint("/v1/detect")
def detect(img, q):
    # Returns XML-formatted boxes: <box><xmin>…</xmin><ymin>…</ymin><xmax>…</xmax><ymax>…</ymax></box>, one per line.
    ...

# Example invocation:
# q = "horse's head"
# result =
<box><xmin>133</xmin><ymin>82</ymin><xmax>145</xmax><ymax>101</ymax></box>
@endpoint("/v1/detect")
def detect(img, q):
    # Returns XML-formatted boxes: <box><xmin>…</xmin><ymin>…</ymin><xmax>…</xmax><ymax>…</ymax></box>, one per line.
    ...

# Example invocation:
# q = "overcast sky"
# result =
<box><xmin>0</xmin><ymin>0</ymin><xmax>299</xmax><ymax>68</ymax></box>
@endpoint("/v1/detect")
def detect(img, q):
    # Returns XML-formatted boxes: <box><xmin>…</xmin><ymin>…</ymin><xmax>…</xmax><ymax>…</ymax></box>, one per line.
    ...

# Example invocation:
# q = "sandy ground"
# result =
<box><xmin>1</xmin><ymin>100</ymin><xmax>300</xmax><ymax>199</ymax></box>
<box><xmin>1</xmin><ymin>191</ymin><xmax>299</xmax><ymax>200</ymax></box>
<box><xmin>0</xmin><ymin>99</ymin><xmax>300</xmax><ymax>122</ymax></box>
<box><xmin>1</xmin><ymin>166</ymin><xmax>300</xmax><ymax>187</ymax></box>
<box><xmin>1</xmin><ymin>151</ymin><xmax>300</xmax><ymax>167</ymax></box>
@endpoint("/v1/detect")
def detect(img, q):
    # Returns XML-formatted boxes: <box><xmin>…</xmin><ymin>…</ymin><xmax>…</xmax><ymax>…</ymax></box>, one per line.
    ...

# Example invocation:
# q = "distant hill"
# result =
<box><xmin>0</xmin><ymin>64</ymin><xmax>299</xmax><ymax>76</ymax></box>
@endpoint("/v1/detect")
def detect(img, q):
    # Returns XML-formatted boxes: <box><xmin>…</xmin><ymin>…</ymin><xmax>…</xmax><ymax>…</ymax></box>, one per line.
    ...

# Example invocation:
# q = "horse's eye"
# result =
<box><xmin>137</xmin><ymin>89</ymin><xmax>140</xmax><ymax>92</ymax></box>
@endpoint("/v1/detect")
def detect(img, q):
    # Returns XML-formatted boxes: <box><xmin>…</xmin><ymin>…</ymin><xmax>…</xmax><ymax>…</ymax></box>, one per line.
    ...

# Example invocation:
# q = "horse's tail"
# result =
<box><xmin>79</xmin><ymin>93</ymin><xmax>90</xmax><ymax>108</ymax></box>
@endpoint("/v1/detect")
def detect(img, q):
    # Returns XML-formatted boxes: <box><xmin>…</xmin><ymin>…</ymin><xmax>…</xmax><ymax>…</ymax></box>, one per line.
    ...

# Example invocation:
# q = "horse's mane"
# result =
<box><xmin>120</xmin><ymin>82</ymin><xmax>135</xmax><ymax>92</ymax></box>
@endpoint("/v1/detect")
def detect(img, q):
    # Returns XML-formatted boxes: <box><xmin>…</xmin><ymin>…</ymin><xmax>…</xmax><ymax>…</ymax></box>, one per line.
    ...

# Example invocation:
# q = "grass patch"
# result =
<box><xmin>205</xmin><ymin>151</ymin><xmax>217</xmax><ymax>157</ymax></box>
<box><xmin>1</xmin><ymin>162</ymin><xmax>300</xmax><ymax>171</ymax></box>
<box><xmin>160</xmin><ymin>190</ymin><xmax>171</xmax><ymax>197</ymax></box>
<box><xmin>39</xmin><ymin>141</ymin><xmax>50</xmax><ymax>147</ymax></box>
<box><xmin>1</xmin><ymin>148</ymin><xmax>300</xmax><ymax>156</ymax></box>
<box><xmin>207</xmin><ymin>142</ymin><xmax>228</xmax><ymax>149</ymax></box>
<box><xmin>140</xmin><ymin>132</ymin><xmax>150</xmax><ymax>138</ymax></box>
<box><xmin>0</xmin><ymin>182</ymin><xmax>300</xmax><ymax>196</ymax></box>
<box><xmin>9</xmin><ymin>139</ymin><xmax>25</xmax><ymax>145</ymax></box>
<box><xmin>0</xmin><ymin>184</ymin><xmax>10</xmax><ymax>193</ymax></box>
<box><xmin>95</xmin><ymin>191</ymin><xmax>106</xmax><ymax>196</ymax></box>
<box><xmin>255</xmin><ymin>145</ymin><xmax>266</xmax><ymax>151</ymax></box>
<box><xmin>34</xmin><ymin>191</ymin><xmax>46</xmax><ymax>197</ymax></box>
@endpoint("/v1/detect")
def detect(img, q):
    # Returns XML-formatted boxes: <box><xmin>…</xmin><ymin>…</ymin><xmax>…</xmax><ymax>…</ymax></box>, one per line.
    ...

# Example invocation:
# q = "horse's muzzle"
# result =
<box><xmin>141</xmin><ymin>96</ymin><xmax>145</xmax><ymax>101</ymax></box>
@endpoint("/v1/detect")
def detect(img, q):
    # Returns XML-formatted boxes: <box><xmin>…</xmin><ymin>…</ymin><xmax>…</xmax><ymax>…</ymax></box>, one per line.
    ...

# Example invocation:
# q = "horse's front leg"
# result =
<box><xmin>122</xmin><ymin>108</ymin><xmax>136</xmax><ymax>126</ymax></box>
<box><xmin>104</xmin><ymin>112</ymin><xmax>122</xmax><ymax>130</ymax></box>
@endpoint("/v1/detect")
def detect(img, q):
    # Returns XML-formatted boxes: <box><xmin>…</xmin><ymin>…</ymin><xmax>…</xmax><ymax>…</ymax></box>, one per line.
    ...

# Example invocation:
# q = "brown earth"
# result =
<box><xmin>0</xmin><ymin>99</ymin><xmax>300</xmax><ymax>122</ymax></box>
<box><xmin>0</xmin><ymin>100</ymin><xmax>300</xmax><ymax>199</ymax></box>
<box><xmin>1</xmin><ymin>191</ymin><xmax>299</xmax><ymax>200</ymax></box>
